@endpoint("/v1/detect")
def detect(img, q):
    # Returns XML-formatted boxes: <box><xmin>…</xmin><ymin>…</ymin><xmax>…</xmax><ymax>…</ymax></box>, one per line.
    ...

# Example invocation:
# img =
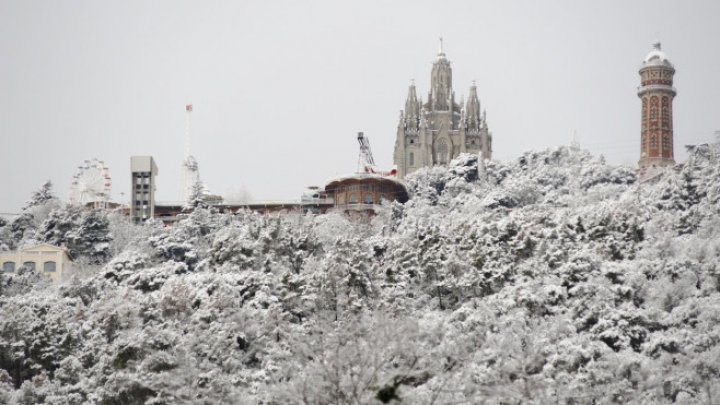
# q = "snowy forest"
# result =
<box><xmin>1</xmin><ymin>145</ymin><xmax>720</xmax><ymax>404</ymax></box>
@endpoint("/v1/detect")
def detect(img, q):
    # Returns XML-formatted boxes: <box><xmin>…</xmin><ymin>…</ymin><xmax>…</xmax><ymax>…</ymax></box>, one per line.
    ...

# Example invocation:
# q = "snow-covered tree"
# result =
<box><xmin>184</xmin><ymin>179</ymin><xmax>208</xmax><ymax>211</ymax></box>
<box><xmin>0</xmin><ymin>146</ymin><xmax>719</xmax><ymax>403</ymax></box>
<box><xmin>23</xmin><ymin>180</ymin><xmax>57</xmax><ymax>211</ymax></box>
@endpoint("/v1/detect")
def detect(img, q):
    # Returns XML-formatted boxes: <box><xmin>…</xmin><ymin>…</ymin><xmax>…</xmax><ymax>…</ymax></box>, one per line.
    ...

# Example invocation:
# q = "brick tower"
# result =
<box><xmin>638</xmin><ymin>43</ymin><xmax>676</xmax><ymax>168</ymax></box>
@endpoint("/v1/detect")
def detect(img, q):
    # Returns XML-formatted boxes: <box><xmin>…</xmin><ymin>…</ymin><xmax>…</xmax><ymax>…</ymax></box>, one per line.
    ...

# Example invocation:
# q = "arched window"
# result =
<box><xmin>348</xmin><ymin>193</ymin><xmax>358</xmax><ymax>205</ymax></box>
<box><xmin>650</xmin><ymin>96</ymin><xmax>659</xmax><ymax>122</ymax></box>
<box><xmin>434</xmin><ymin>139</ymin><xmax>449</xmax><ymax>164</ymax></box>
<box><xmin>408</xmin><ymin>152</ymin><xmax>415</xmax><ymax>167</ymax></box>
<box><xmin>2</xmin><ymin>261</ymin><xmax>15</xmax><ymax>272</ymax></box>
<box><xmin>23</xmin><ymin>261</ymin><xmax>36</xmax><ymax>271</ymax></box>
<box><xmin>363</xmin><ymin>193</ymin><xmax>373</xmax><ymax>204</ymax></box>
<box><xmin>43</xmin><ymin>261</ymin><xmax>56</xmax><ymax>272</ymax></box>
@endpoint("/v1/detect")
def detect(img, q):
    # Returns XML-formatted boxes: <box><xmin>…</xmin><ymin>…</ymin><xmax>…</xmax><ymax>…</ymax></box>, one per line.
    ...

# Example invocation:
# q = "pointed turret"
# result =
<box><xmin>403</xmin><ymin>80</ymin><xmax>421</xmax><ymax>131</ymax></box>
<box><xmin>465</xmin><ymin>81</ymin><xmax>481</xmax><ymax>130</ymax></box>
<box><xmin>405</xmin><ymin>80</ymin><xmax>420</xmax><ymax>120</ymax></box>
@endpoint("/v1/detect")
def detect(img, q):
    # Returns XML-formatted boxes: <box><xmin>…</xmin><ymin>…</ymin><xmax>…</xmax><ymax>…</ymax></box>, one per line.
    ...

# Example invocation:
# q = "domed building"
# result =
<box><xmin>638</xmin><ymin>43</ymin><xmax>677</xmax><ymax>168</ymax></box>
<box><xmin>324</xmin><ymin>174</ymin><xmax>409</xmax><ymax>214</ymax></box>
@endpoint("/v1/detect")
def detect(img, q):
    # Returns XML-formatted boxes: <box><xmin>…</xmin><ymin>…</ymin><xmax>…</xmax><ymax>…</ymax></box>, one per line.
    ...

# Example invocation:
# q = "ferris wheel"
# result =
<box><xmin>69</xmin><ymin>158</ymin><xmax>112</xmax><ymax>207</ymax></box>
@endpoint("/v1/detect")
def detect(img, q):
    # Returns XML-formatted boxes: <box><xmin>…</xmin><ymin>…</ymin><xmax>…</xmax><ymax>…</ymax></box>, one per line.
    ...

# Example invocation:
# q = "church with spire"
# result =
<box><xmin>393</xmin><ymin>39</ymin><xmax>493</xmax><ymax>178</ymax></box>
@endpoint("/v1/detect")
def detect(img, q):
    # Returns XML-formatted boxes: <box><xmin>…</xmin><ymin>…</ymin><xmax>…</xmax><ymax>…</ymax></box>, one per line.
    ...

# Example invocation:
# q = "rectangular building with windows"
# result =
<box><xmin>130</xmin><ymin>156</ymin><xmax>159</xmax><ymax>223</ymax></box>
<box><xmin>0</xmin><ymin>244</ymin><xmax>72</xmax><ymax>282</ymax></box>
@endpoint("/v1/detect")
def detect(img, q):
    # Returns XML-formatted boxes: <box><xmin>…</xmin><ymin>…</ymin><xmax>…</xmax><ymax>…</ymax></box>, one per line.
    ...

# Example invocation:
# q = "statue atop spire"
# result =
<box><xmin>438</xmin><ymin>37</ymin><xmax>445</xmax><ymax>58</ymax></box>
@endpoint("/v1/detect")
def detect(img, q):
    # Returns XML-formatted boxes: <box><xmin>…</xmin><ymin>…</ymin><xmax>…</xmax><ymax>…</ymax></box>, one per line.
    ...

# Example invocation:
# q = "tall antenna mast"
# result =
<box><xmin>180</xmin><ymin>104</ymin><xmax>201</xmax><ymax>202</ymax></box>
<box><xmin>185</xmin><ymin>104</ymin><xmax>193</xmax><ymax>158</ymax></box>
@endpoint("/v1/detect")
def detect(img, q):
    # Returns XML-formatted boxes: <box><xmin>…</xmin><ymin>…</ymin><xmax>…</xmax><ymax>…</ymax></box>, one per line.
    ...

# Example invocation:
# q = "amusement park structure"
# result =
<box><xmin>357</xmin><ymin>132</ymin><xmax>397</xmax><ymax>177</ymax></box>
<box><xmin>69</xmin><ymin>159</ymin><xmax>112</xmax><ymax>209</ymax></box>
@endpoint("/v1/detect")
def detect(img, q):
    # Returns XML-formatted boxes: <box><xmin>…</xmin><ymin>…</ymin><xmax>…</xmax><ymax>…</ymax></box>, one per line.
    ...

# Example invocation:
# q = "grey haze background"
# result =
<box><xmin>1</xmin><ymin>0</ymin><xmax>719</xmax><ymax>213</ymax></box>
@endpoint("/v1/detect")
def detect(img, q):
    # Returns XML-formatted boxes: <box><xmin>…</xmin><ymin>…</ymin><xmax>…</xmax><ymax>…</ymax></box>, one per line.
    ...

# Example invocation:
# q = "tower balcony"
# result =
<box><xmin>637</xmin><ymin>84</ymin><xmax>677</xmax><ymax>97</ymax></box>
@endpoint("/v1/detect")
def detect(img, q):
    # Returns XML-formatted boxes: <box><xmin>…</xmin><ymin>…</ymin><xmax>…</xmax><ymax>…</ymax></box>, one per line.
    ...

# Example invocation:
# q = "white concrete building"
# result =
<box><xmin>130</xmin><ymin>156</ymin><xmax>159</xmax><ymax>223</ymax></box>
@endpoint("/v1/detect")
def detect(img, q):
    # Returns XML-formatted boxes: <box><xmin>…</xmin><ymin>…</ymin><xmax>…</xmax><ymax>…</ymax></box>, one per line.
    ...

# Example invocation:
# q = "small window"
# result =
<box><xmin>363</xmin><ymin>193</ymin><xmax>373</xmax><ymax>204</ymax></box>
<box><xmin>43</xmin><ymin>261</ymin><xmax>57</xmax><ymax>272</ymax></box>
<box><xmin>409</xmin><ymin>152</ymin><xmax>415</xmax><ymax>167</ymax></box>
<box><xmin>348</xmin><ymin>193</ymin><xmax>358</xmax><ymax>205</ymax></box>
<box><xmin>23</xmin><ymin>261</ymin><xmax>36</xmax><ymax>271</ymax></box>
<box><xmin>2</xmin><ymin>261</ymin><xmax>15</xmax><ymax>272</ymax></box>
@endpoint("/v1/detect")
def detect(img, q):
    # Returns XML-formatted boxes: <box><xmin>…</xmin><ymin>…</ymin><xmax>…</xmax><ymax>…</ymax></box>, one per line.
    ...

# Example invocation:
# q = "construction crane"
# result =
<box><xmin>356</xmin><ymin>132</ymin><xmax>397</xmax><ymax>176</ymax></box>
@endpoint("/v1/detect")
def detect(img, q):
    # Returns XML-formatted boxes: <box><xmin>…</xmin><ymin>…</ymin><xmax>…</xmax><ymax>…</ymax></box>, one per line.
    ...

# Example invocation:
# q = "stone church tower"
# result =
<box><xmin>638</xmin><ymin>43</ymin><xmax>676</xmax><ymax>168</ymax></box>
<box><xmin>393</xmin><ymin>41</ymin><xmax>492</xmax><ymax>178</ymax></box>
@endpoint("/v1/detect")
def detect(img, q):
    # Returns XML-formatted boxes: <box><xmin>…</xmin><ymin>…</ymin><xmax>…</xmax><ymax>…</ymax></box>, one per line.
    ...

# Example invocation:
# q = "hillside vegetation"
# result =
<box><xmin>1</xmin><ymin>146</ymin><xmax>720</xmax><ymax>404</ymax></box>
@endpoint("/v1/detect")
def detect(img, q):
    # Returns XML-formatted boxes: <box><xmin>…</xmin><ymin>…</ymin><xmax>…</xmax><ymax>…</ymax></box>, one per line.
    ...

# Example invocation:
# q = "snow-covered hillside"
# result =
<box><xmin>1</xmin><ymin>146</ymin><xmax>720</xmax><ymax>404</ymax></box>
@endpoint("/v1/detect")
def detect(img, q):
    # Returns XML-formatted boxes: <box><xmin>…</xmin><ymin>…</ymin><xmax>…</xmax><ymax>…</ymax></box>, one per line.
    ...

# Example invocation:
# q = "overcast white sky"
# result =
<box><xmin>1</xmin><ymin>0</ymin><xmax>719</xmax><ymax>213</ymax></box>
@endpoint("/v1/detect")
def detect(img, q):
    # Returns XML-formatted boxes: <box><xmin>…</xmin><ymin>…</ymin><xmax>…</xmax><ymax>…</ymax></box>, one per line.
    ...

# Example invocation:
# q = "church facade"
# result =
<box><xmin>393</xmin><ymin>42</ymin><xmax>492</xmax><ymax>179</ymax></box>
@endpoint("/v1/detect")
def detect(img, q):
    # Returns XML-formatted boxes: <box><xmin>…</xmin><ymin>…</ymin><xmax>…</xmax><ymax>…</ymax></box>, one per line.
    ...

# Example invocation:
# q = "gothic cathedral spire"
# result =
<box><xmin>429</xmin><ymin>38</ymin><xmax>453</xmax><ymax>111</ymax></box>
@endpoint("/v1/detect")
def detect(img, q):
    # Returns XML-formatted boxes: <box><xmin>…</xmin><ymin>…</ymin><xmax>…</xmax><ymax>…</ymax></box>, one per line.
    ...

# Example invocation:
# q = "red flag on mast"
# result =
<box><xmin>186</xmin><ymin>104</ymin><xmax>193</xmax><ymax>112</ymax></box>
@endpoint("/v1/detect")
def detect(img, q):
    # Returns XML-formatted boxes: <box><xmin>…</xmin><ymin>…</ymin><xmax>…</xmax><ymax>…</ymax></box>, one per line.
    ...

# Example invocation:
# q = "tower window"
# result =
<box><xmin>409</xmin><ymin>152</ymin><xmax>415</xmax><ymax>166</ymax></box>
